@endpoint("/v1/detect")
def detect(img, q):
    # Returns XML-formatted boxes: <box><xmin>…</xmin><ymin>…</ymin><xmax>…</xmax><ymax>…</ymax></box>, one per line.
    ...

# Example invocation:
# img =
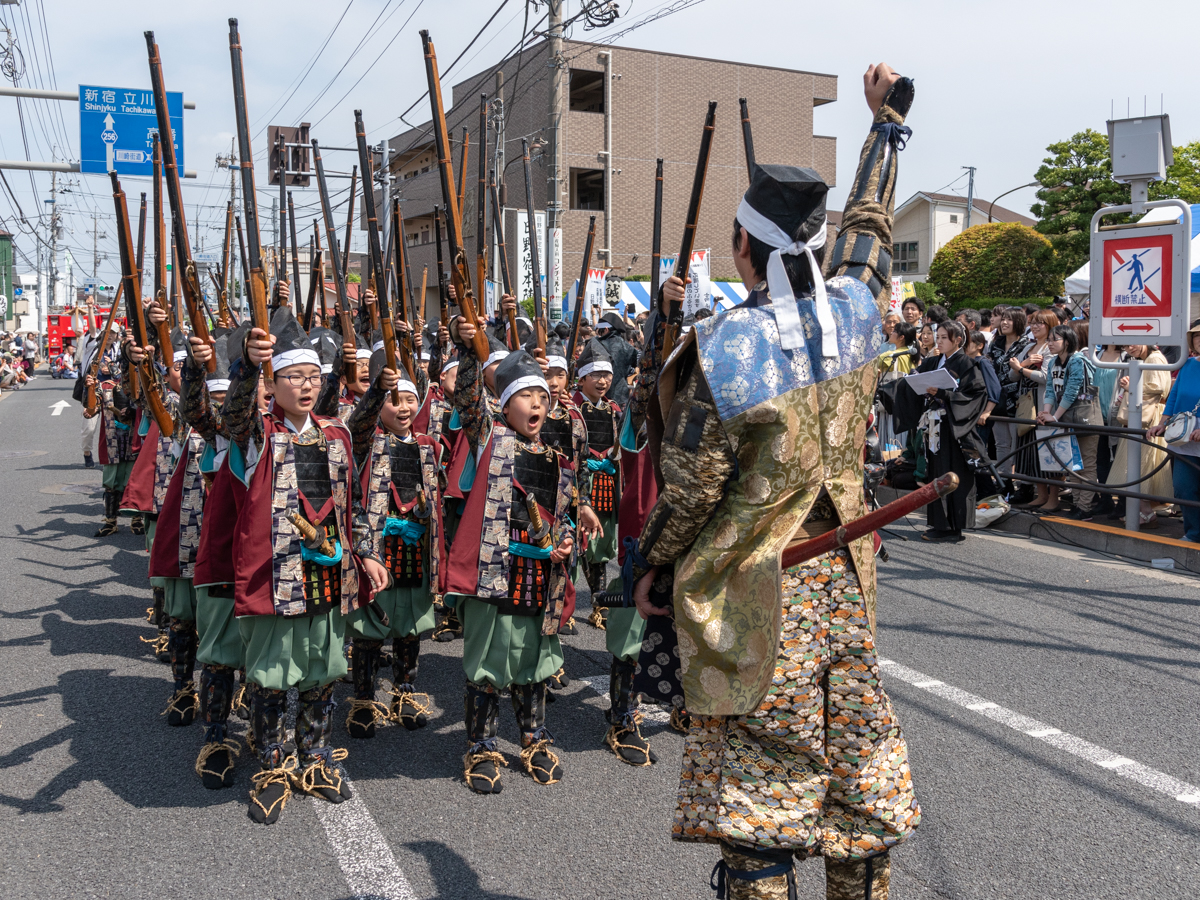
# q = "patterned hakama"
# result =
<box><xmin>674</xmin><ymin>549</ymin><xmax>919</xmax><ymax>860</ymax></box>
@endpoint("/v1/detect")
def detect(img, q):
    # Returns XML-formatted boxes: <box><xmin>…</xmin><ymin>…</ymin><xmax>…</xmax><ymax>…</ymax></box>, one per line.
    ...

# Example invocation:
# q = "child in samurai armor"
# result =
<box><xmin>345</xmin><ymin>349</ymin><xmax>445</xmax><ymax>739</ymax></box>
<box><xmin>572</xmin><ymin>338</ymin><xmax>622</xmax><ymax>630</ymax></box>
<box><xmin>224</xmin><ymin>307</ymin><xmax>389</xmax><ymax>825</ymax></box>
<box><xmin>86</xmin><ymin>339</ymin><xmax>141</xmax><ymax>537</ymax></box>
<box><xmin>144</xmin><ymin>326</ymin><xmax>212</xmax><ymax>731</ymax></box>
<box><xmin>444</xmin><ymin>312</ymin><xmax>589</xmax><ymax>794</ymax></box>
<box><xmin>175</xmin><ymin>326</ymin><xmax>254</xmax><ymax>790</ymax></box>
<box><xmin>533</xmin><ymin>331</ymin><xmax>602</xmax><ymax>657</ymax></box>
<box><xmin>121</xmin><ymin>327</ymin><xmax>186</xmax><ymax>660</ymax></box>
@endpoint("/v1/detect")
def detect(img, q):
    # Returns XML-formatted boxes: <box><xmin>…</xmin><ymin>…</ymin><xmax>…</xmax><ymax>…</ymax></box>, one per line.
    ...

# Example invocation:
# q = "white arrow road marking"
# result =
<box><xmin>49</xmin><ymin>400</ymin><xmax>71</xmax><ymax>416</ymax></box>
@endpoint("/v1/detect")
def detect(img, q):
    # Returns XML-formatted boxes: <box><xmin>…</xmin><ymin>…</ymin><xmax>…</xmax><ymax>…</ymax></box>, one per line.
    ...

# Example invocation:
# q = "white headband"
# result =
<box><xmin>442</xmin><ymin>358</ymin><xmax>460</xmax><ymax>372</ymax></box>
<box><xmin>394</xmin><ymin>379</ymin><xmax>419</xmax><ymax>398</ymax></box>
<box><xmin>737</xmin><ymin>196</ymin><xmax>836</xmax><ymax>356</ymax></box>
<box><xmin>206</xmin><ymin>379</ymin><xmax>231</xmax><ymax>392</ymax></box>
<box><xmin>577</xmin><ymin>360</ymin><xmax>613</xmax><ymax>378</ymax></box>
<box><xmin>372</xmin><ymin>340</ymin><xmax>385</xmax><ymax>353</ymax></box>
<box><xmin>546</xmin><ymin>355</ymin><xmax>568</xmax><ymax>372</ymax></box>
<box><xmin>173</xmin><ymin>350</ymin><xmax>189</xmax><ymax>363</ymax></box>
<box><xmin>484</xmin><ymin>349</ymin><xmax>509</xmax><ymax>369</ymax></box>
<box><xmin>273</xmin><ymin>348</ymin><xmax>321</xmax><ymax>370</ymax></box>
<box><xmin>499</xmin><ymin>374</ymin><xmax>550</xmax><ymax>410</ymax></box>
<box><xmin>355</xmin><ymin>349</ymin><xmax>373</xmax><ymax>361</ymax></box>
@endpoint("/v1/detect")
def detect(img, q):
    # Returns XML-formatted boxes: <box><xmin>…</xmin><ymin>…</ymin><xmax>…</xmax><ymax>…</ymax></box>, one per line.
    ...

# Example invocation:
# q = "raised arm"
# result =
<box><xmin>825</xmin><ymin>63</ymin><xmax>914</xmax><ymax>315</ymax></box>
<box><xmin>449</xmin><ymin>319</ymin><xmax>490</xmax><ymax>453</ymax></box>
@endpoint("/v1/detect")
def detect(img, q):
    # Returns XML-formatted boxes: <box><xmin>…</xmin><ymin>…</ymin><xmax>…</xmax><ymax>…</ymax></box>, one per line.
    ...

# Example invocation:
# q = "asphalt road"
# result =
<box><xmin>1</xmin><ymin>375</ymin><xmax>1198</xmax><ymax>900</ymax></box>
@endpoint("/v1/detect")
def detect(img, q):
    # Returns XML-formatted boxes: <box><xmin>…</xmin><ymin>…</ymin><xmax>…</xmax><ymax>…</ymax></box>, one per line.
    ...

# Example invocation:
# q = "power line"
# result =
<box><xmin>250</xmin><ymin>0</ymin><xmax>357</xmax><ymax>137</ymax></box>
<box><xmin>309</xmin><ymin>0</ymin><xmax>431</xmax><ymax>130</ymax></box>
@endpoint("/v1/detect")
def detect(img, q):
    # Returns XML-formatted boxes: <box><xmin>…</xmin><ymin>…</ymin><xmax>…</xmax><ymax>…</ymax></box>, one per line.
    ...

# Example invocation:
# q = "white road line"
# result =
<box><xmin>311</xmin><ymin>779</ymin><xmax>417</xmax><ymax>900</ymax></box>
<box><xmin>878</xmin><ymin>656</ymin><xmax>1200</xmax><ymax>807</ymax></box>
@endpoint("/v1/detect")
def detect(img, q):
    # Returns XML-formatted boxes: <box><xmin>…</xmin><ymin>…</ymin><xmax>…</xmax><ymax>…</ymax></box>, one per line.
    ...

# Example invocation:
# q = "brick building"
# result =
<box><xmin>384</xmin><ymin>39</ymin><xmax>837</xmax><ymax>321</ymax></box>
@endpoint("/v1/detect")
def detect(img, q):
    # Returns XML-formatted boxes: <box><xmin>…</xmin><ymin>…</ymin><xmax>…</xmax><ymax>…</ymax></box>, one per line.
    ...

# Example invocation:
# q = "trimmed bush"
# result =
<box><xmin>929</xmin><ymin>222</ymin><xmax>1062</xmax><ymax>305</ymax></box>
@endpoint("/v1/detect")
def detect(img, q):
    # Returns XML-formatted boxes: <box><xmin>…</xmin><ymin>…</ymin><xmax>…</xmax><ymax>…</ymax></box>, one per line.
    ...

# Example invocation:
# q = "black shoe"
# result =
<box><xmin>463</xmin><ymin>748</ymin><xmax>505</xmax><ymax>794</ymax></box>
<box><xmin>557</xmin><ymin>616</ymin><xmax>578</xmax><ymax>636</ymax></box>
<box><xmin>130</xmin><ymin>516</ymin><xmax>145</xmax><ymax>535</ymax></box>
<box><xmin>389</xmin><ymin>690</ymin><xmax>431</xmax><ymax>731</ymax></box>
<box><xmin>605</xmin><ymin>721</ymin><xmax>656</xmax><ymax>767</ymax></box>
<box><xmin>1069</xmin><ymin>507</ymin><xmax>1095</xmax><ymax>522</ymax></box>
<box><xmin>920</xmin><ymin>530</ymin><xmax>964</xmax><ymax>543</ymax></box>
<box><xmin>94</xmin><ymin>519</ymin><xmax>118</xmax><ymax>537</ymax></box>
<box><xmin>298</xmin><ymin>753</ymin><xmax>352</xmax><ymax>803</ymax></box>
<box><xmin>196</xmin><ymin>740</ymin><xmax>239</xmax><ymax>790</ymax></box>
<box><xmin>248</xmin><ymin>760</ymin><xmax>296</xmax><ymax>825</ymax></box>
<box><xmin>519</xmin><ymin>740</ymin><xmax>563</xmax><ymax>785</ymax></box>
<box><xmin>345</xmin><ymin>699</ymin><xmax>384</xmax><ymax>740</ymax></box>
<box><xmin>164</xmin><ymin>685</ymin><xmax>198</xmax><ymax>726</ymax></box>
<box><xmin>83</xmin><ymin>453</ymin><xmax>95</xmax><ymax>469</ymax></box>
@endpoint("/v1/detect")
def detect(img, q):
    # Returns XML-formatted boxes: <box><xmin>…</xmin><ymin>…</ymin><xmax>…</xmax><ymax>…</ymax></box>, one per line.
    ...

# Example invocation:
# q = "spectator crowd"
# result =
<box><xmin>877</xmin><ymin>295</ymin><xmax>1200</xmax><ymax>544</ymax></box>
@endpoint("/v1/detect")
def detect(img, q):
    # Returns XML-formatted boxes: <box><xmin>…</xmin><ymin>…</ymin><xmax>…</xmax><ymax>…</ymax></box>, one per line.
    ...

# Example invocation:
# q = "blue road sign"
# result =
<box><xmin>79</xmin><ymin>85</ymin><xmax>183</xmax><ymax>176</ymax></box>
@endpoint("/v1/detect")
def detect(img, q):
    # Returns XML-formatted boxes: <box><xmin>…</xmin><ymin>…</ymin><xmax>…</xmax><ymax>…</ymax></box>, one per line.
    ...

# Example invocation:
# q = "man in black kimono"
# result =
<box><xmin>895</xmin><ymin>320</ymin><xmax>989</xmax><ymax>542</ymax></box>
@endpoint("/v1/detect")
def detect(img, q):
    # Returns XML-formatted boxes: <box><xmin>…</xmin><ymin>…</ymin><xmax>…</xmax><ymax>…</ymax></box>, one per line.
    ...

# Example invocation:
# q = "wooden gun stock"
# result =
<box><xmin>739</xmin><ymin>97</ymin><xmax>755</xmax><ymax>181</ymax></box>
<box><xmin>421</xmin><ymin>30</ymin><xmax>489</xmax><ymax>361</ymax></box>
<box><xmin>85</xmin><ymin>283</ymin><xmax>123</xmax><ymax>416</ymax></box>
<box><xmin>110</xmin><ymin>172</ymin><xmax>173</xmax><ymax>438</ymax></box>
<box><xmin>567</xmin><ymin>215</ymin><xmax>597</xmax><ymax>379</ymax></box>
<box><xmin>145</xmin><ymin>30</ymin><xmax>214</xmax><ymax>371</ymax></box>
<box><xmin>312</xmin><ymin>139</ymin><xmax>358</xmax><ymax>385</ymax></box>
<box><xmin>227</xmin><ymin>19</ymin><xmax>271</xmax><ymax>378</ymax></box>
<box><xmin>663</xmin><ymin>101</ymin><xmax>717</xmax><ymax>359</ymax></box>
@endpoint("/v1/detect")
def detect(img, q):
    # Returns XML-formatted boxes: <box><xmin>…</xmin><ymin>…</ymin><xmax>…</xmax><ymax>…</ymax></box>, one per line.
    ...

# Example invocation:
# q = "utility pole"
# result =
<box><xmin>546</xmin><ymin>0</ymin><xmax>564</xmax><ymax>233</ymax></box>
<box><xmin>48</xmin><ymin>169</ymin><xmax>57</xmax><ymax>329</ymax></box>
<box><xmin>963</xmin><ymin>166</ymin><xmax>976</xmax><ymax>230</ymax></box>
<box><xmin>88</xmin><ymin>210</ymin><xmax>105</xmax><ymax>277</ymax></box>
<box><xmin>492</xmin><ymin>70</ymin><xmax>506</xmax><ymax>288</ymax></box>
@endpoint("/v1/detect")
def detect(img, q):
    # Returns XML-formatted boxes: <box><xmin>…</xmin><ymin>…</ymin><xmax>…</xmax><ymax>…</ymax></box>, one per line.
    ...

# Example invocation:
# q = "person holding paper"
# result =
<box><xmin>894</xmin><ymin>320</ymin><xmax>989</xmax><ymax>541</ymax></box>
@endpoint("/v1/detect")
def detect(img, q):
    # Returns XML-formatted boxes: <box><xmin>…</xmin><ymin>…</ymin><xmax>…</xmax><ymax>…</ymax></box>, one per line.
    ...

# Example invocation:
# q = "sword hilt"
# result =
<box><xmin>287</xmin><ymin>510</ymin><xmax>335</xmax><ymax>557</ymax></box>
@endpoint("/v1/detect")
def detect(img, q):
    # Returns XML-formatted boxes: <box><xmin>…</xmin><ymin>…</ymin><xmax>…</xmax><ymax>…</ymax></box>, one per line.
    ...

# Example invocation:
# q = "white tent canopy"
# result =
<box><xmin>1064</xmin><ymin>206</ymin><xmax>1198</xmax><ymax>299</ymax></box>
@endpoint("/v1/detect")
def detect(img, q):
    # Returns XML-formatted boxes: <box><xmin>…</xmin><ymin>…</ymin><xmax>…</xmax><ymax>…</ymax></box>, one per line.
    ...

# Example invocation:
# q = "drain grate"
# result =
<box><xmin>0</xmin><ymin>450</ymin><xmax>47</xmax><ymax>459</ymax></box>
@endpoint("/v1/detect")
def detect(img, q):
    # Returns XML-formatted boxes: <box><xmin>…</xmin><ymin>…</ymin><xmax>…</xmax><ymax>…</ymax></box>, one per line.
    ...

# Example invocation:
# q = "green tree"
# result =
<box><xmin>1153</xmin><ymin>140</ymin><xmax>1200</xmax><ymax>204</ymax></box>
<box><xmin>1032</xmin><ymin>132</ymin><xmax>1200</xmax><ymax>277</ymax></box>
<box><xmin>1030</xmin><ymin>129</ymin><xmax>1126</xmax><ymax>277</ymax></box>
<box><xmin>347</xmin><ymin>272</ymin><xmax>361</xmax><ymax>284</ymax></box>
<box><xmin>928</xmin><ymin>222</ymin><xmax>1061</xmax><ymax>305</ymax></box>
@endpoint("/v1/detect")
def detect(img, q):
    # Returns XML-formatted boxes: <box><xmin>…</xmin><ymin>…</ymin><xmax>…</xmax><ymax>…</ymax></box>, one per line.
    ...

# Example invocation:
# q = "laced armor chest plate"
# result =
<box><xmin>387</xmin><ymin>438</ymin><xmax>423</xmax><ymax>510</ymax></box>
<box><xmin>292</xmin><ymin>433</ymin><xmax>340</xmax><ymax>613</ymax></box>
<box><xmin>540</xmin><ymin>408</ymin><xmax>575</xmax><ymax>457</ymax></box>
<box><xmin>580</xmin><ymin>400</ymin><xmax>615</xmax><ymax>453</ymax></box>
<box><xmin>510</xmin><ymin>442</ymin><xmax>559</xmax><ymax>528</ymax></box>
<box><xmin>505</xmin><ymin>440</ymin><xmax>559</xmax><ymax>613</ymax></box>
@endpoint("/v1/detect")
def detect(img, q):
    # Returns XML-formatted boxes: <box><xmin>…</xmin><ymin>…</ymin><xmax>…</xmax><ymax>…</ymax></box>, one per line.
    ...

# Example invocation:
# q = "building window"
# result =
<box><xmin>949</xmin><ymin>214</ymin><xmax>958</xmax><ymax>223</ymax></box>
<box><xmin>569</xmin><ymin>69</ymin><xmax>605</xmax><ymax>113</ymax></box>
<box><xmin>892</xmin><ymin>241</ymin><xmax>918</xmax><ymax>273</ymax></box>
<box><xmin>570</xmin><ymin>168</ymin><xmax>605</xmax><ymax>210</ymax></box>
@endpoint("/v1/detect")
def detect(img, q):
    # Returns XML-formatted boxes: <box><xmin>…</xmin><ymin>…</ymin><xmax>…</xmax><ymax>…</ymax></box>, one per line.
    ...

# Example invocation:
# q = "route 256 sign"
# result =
<box><xmin>1091</xmin><ymin>204</ymin><xmax>1190</xmax><ymax>348</ymax></box>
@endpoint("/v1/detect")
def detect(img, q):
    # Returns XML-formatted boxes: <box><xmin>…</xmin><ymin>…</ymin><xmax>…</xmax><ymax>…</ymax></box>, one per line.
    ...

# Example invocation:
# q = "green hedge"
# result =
<box><xmin>929</xmin><ymin>222</ymin><xmax>1062</xmax><ymax>304</ymax></box>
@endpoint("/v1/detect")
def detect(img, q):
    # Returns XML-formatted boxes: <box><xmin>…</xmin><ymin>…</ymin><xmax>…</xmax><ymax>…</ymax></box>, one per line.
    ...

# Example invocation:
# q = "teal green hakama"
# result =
<box><xmin>195</xmin><ymin>587</ymin><xmax>244</xmax><ymax>669</ymax></box>
<box><xmin>583</xmin><ymin>510</ymin><xmax>619</xmax><ymax>565</ymax></box>
<box><xmin>238</xmin><ymin>608</ymin><xmax>347</xmax><ymax>692</ymax></box>
<box><xmin>101</xmin><ymin>459</ymin><xmax>135</xmax><ymax>495</ymax></box>
<box><xmin>162</xmin><ymin>576</ymin><xmax>198</xmax><ymax>623</ymax></box>
<box><xmin>447</xmin><ymin>594</ymin><xmax>564</xmax><ymax>689</ymax></box>
<box><xmin>347</xmin><ymin>570</ymin><xmax>436</xmax><ymax>641</ymax></box>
